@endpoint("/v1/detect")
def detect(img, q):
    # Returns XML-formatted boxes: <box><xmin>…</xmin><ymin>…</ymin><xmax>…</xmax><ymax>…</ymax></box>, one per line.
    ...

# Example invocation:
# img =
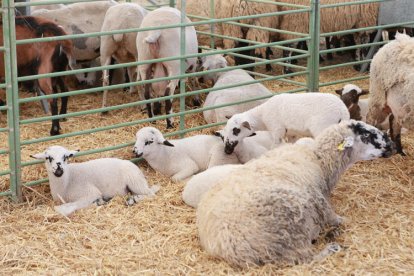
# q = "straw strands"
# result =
<box><xmin>0</xmin><ymin>63</ymin><xmax>413</xmax><ymax>274</ymax></box>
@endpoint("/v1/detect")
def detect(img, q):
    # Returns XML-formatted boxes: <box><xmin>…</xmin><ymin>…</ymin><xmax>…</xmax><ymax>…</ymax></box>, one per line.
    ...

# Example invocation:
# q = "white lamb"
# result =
<box><xmin>197</xmin><ymin>120</ymin><xmax>396</xmax><ymax>267</ymax></box>
<box><xmin>31</xmin><ymin>146</ymin><xmax>159</xmax><ymax>217</ymax></box>
<box><xmin>136</xmin><ymin>7</ymin><xmax>198</xmax><ymax>128</ymax></box>
<box><xmin>182</xmin><ymin>164</ymin><xmax>242</xmax><ymax>208</ymax></box>
<box><xmin>100</xmin><ymin>3</ymin><xmax>148</xmax><ymax>111</ymax></box>
<box><xmin>222</xmin><ymin>92</ymin><xmax>350</xmax><ymax>154</ymax></box>
<box><xmin>132</xmin><ymin>127</ymin><xmax>222</xmax><ymax>182</ymax></box>
<box><xmin>198</xmin><ymin>51</ymin><xmax>228</xmax><ymax>85</ymax></box>
<box><xmin>203</xmin><ymin>69</ymin><xmax>273</xmax><ymax>124</ymax></box>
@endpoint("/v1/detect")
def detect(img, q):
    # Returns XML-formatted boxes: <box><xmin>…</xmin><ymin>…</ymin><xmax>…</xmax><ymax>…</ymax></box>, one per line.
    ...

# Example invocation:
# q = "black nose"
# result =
<box><xmin>136</xmin><ymin>152</ymin><xmax>143</xmax><ymax>158</ymax></box>
<box><xmin>382</xmin><ymin>140</ymin><xmax>397</xmax><ymax>158</ymax></box>
<box><xmin>54</xmin><ymin>167</ymin><xmax>64</xmax><ymax>177</ymax></box>
<box><xmin>224</xmin><ymin>141</ymin><xmax>238</xmax><ymax>154</ymax></box>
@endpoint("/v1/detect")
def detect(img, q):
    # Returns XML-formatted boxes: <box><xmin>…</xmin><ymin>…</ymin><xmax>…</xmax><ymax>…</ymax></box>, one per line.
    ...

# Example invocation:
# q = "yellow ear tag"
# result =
<box><xmin>337</xmin><ymin>142</ymin><xmax>345</xmax><ymax>151</ymax></box>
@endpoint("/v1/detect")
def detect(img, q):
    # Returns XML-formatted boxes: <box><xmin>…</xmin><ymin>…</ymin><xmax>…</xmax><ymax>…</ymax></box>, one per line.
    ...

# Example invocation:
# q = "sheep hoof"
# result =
<box><xmin>314</xmin><ymin>243</ymin><xmax>341</xmax><ymax>261</ymax></box>
<box><xmin>126</xmin><ymin>195</ymin><xmax>145</xmax><ymax>206</ymax></box>
<box><xmin>50</xmin><ymin>127</ymin><xmax>60</xmax><ymax>136</ymax></box>
<box><xmin>54</xmin><ymin>205</ymin><xmax>74</xmax><ymax>217</ymax></box>
<box><xmin>93</xmin><ymin>197</ymin><xmax>110</xmax><ymax>206</ymax></box>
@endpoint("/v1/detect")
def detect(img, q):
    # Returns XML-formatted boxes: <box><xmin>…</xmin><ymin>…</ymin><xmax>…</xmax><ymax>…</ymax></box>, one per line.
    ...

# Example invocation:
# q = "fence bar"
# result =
<box><xmin>179</xmin><ymin>0</ymin><xmax>187</xmax><ymax>135</ymax></box>
<box><xmin>307</xmin><ymin>0</ymin><xmax>320</xmax><ymax>92</ymax></box>
<box><xmin>209</xmin><ymin>0</ymin><xmax>215</xmax><ymax>49</ymax></box>
<box><xmin>4</xmin><ymin>0</ymin><xmax>22</xmax><ymax>202</ymax></box>
<box><xmin>319</xmin><ymin>75</ymin><xmax>369</xmax><ymax>87</ymax></box>
<box><xmin>0</xmin><ymin>190</ymin><xmax>12</xmax><ymax>197</ymax></box>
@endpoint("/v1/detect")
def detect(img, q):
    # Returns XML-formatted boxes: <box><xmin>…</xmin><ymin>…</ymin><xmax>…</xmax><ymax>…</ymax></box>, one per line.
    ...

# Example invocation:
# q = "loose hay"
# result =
<box><xmin>0</xmin><ymin>61</ymin><xmax>414</xmax><ymax>274</ymax></box>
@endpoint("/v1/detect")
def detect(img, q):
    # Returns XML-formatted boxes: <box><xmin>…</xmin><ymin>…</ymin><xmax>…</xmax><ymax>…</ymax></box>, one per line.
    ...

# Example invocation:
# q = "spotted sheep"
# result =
<box><xmin>221</xmin><ymin>92</ymin><xmax>350</xmax><ymax>155</ymax></box>
<box><xmin>197</xmin><ymin>120</ymin><xmax>396</xmax><ymax>267</ymax></box>
<box><xmin>0</xmin><ymin>16</ymin><xmax>74</xmax><ymax>136</ymax></box>
<box><xmin>31</xmin><ymin>145</ymin><xmax>159</xmax><ymax>217</ymax></box>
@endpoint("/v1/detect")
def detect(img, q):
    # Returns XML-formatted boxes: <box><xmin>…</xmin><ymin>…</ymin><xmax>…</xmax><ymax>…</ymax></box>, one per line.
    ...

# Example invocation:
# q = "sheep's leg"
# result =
<box><xmin>389</xmin><ymin>114</ymin><xmax>405</xmax><ymax>156</ymax></box>
<box><xmin>101</xmin><ymin>56</ymin><xmax>112</xmax><ymax>115</ymax></box>
<box><xmin>139</xmin><ymin>64</ymin><xmax>154</xmax><ymax>120</ymax></box>
<box><xmin>127</xmin><ymin>66</ymin><xmax>138</xmax><ymax>94</ymax></box>
<box><xmin>54</xmin><ymin>196</ymin><xmax>101</xmax><ymax>217</ymax></box>
<box><xmin>164</xmin><ymin>77</ymin><xmax>179</xmax><ymax>129</ymax></box>
<box><xmin>153</xmin><ymin>102</ymin><xmax>162</xmax><ymax>115</ymax></box>
<box><xmin>56</xmin><ymin>76</ymin><xmax>68</xmax><ymax>122</ymax></box>
<box><xmin>282</xmin><ymin>44</ymin><xmax>294</xmax><ymax>75</ymax></box>
<box><xmin>171</xmin><ymin>161</ymin><xmax>199</xmax><ymax>182</ymax></box>
<box><xmin>313</xmin><ymin>243</ymin><xmax>341</xmax><ymax>262</ymax></box>
<box><xmin>50</xmin><ymin>97</ymin><xmax>60</xmax><ymax>136</ymax></box>
<box><xmin>325</xmin><ymin>37</ymin><xmax>333</xmax><ymax>60</ymax></box>
<box><xmin>265</xmin><ymin>47</ymin><xmax>273</xmax><ymax>72</ymax></box>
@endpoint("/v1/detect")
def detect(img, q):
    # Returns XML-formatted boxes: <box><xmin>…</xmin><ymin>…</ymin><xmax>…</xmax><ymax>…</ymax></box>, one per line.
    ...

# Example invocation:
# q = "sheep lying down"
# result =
<box><xmin>197</xmin><ymin>120</ymin><xmax>395</xmax><ymax>267</ymax></box>
<box><xmin>32</xmin><ymin>146</ymin><xmax>159</xmax><ymax>216</ymax></box>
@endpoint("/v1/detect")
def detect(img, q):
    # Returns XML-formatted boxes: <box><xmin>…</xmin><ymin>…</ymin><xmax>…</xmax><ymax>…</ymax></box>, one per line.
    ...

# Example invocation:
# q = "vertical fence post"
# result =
<box><xmin>210</xmin><ymin>0</ymin><xmax>215</xmax><ymax>49</ymax></box>
<box><xmin>169</xmin><ymin>0</ymin><xmax>175</xmax><ymax>8</ymax></box>
<box><xmin>307</xmin><ymin>0</ymin><xmax>320</xmax><ymax>92</ymax></box>
<box><xmin>4</xmin><ymin>0</ymin><xmax>22</xmax><ymax>202</ymax></box>
<box><xmin>179</xmin><ymin>0</ymin><xmax>186</xmax><ymax>136</ymax></box>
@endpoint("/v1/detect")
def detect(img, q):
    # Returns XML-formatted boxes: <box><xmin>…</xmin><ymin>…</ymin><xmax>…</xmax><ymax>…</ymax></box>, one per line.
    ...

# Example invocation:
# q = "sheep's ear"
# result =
<box><xmin>163</xmin><ymin>140</ymin><xmax>174</xmax><ymax>147</ymax></box>
<box><xmin>337</xmin><ymin>136</ymin><xmax>354</xmax><ymax>151</ymax></box>
<box><xmin>242</xmin><ymin>121</ymin><xmax>251</xmax><ymax>130</ymax></box>
<box><xmin>359</xmin><ymin>89</ymin><xmax>369</xmax><ymax>96</ymax></box>
<box><xmin>335</xmin><ymin>89</ymin><xmax>342</xmax><ymax>95</ymax></box>
<box><xmin>248</xmin><ymin>132</ymin><xmax>256</xmax><ymax>137</ymax></box>
<box><xmin>30</xmin><ymin>153</ymin><xmax>47</xmax><ymax>160</ymax></box>
<box><xmin>213</xmin><ymin>131</ymin><xmax>224</xmax><ymax>141</ymax></box>
<box><xmin>225</xmin><ymin>115</ymin><xmax>232</xmax><ymax>120</ymax></box>
<box><xmin>66</xmin><ymin>149</ymin><xmax>80</xmax><ymax>158</ymax></box>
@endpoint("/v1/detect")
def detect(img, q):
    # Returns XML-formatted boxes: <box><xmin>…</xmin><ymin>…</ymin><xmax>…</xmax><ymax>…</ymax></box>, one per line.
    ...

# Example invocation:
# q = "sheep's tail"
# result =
<box><xmin>112</xmin><ymin>33</ymin><xmax>124</xmax><ymax>43</ymax></box>
<box><xmin>145</xmin><ymin>30</ymin><xmax>161</xmax><ymax>58</ymax></box>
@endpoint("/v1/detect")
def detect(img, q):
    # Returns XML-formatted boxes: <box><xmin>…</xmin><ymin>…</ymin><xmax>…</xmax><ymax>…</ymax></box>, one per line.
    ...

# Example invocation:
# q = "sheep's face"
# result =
<box><xmin>200</xmin><ymin>54</ymin><xmax>227</xmax><ymax>83</ymax></box>
<box><xmin>348</xmin><ymin>121</ymin><xmax>396</xmax><ymax>161</ymax></box>
<box><xmin>31</xmin><ymin>146</ymin><xmax>79</xmax><ymax>178</ymax></box>
<box><xmin>335</xmin><ymin>84</ymin><xmax>368</xmax><ymax>121</ymax></box>
<box><xmin>223</xmin><ymin>115</ymin><xmax>255</xmax><ymax>154</ymax></box>
<box><xmin>133</xmin><ymin>127</ymin><xmax>174</xmax><ymax>158</ymax></box>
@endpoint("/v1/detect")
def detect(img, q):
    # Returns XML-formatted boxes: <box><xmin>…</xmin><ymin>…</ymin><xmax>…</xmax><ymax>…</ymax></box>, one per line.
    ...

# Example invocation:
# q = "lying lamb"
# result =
<box><xmin>222</xmin><ymin>92</ymin><xmax>350</xmax><ymax>154</ymax></box>
<box><xmin>203</xmin><ymin>69</ymin><xmax>273</xmax><ymax>124</ymax></box>
<box><xmin>132</xmin><ymin>127</ymin><xmax>222</xmax><ymax>182</ymax></box>
<box><xmin>32</xmin><ymin>146</ymin><xmax>159</xmax><ymax>216</ymax></box>
<box><xmin>197</xmin><ymin>120</ymin><xmax>396</xmax><ymax>267</ymax></box>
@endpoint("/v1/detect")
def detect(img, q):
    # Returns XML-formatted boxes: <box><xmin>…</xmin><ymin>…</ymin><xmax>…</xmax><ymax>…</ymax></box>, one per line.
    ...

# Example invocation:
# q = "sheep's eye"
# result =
<box><xmin>363</xmin><ymin>133</ymin><xmax>370</xmax><ymax>138</ymax></box>
<box><xmin>145</xmin><ymin>140</ymin><xmax>153</xmax><ymax>146</ymax></box>
<box><xmin>46</xmin><ymin>156</ymin><xmax>54</xmax><ymax>163</ymax></box>
<box><xmin>233</xmin><ymin>127</ymin><xmax>241</xmax><ymax>136</ymax></box>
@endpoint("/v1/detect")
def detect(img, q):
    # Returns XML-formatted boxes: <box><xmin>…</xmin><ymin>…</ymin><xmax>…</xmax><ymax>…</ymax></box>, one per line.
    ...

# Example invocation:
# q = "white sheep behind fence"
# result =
<box><xmin>197</xmin><ymin>120</ymin><xmax>396</xmax><ymax>267</ymax></box>
<box><xmin>100</xmin><ymin>3</ymin><xmax>148</xmax><ymax>112</ymax></box>
<box><xmin>31</xmin><ymin>146</ymin><xmax>159</xmax><ymax>217</ymax></box>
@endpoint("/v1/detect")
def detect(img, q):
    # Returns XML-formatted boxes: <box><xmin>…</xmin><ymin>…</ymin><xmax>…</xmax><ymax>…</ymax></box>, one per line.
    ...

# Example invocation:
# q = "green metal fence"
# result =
<box><xmin>0</xmin><ymin>0</ymin><xmax>413</xmax><ymax>201</ymax></box>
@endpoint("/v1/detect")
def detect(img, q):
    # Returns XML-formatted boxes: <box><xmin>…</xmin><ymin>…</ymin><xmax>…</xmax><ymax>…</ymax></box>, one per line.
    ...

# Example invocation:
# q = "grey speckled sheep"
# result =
<box><xmin>366</xmin><ymin>33</ymin><xmax>414</xmax><ymax>155</ymax></box>
<box><xmin>197</xmin><ymin>120</ymin><xmax>395</xmax><ymax>267</ymax></box>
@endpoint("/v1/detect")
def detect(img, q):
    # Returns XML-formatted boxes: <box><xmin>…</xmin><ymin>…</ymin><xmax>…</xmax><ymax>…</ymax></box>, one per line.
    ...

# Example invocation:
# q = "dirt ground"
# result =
<box><xmin>0</xmin><ymin>55</ymin><xmax>413</xmax><ymax>274</ymax></box>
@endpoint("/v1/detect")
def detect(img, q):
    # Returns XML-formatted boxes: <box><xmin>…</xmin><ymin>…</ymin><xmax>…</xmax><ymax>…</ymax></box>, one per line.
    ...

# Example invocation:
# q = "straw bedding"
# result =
<box><xmin>0</xmin><ymin>60</ymin><xmax>413</xmax><ymax>274</ymax></box>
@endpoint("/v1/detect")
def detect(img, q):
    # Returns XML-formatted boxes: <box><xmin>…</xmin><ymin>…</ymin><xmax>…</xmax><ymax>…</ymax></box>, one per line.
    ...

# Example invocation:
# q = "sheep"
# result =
<box><xmin>136</xmin><ymin>7</ymin><xmax>199</xmax><ymax>129</ymax></box>
<box><xmin>29</xmin><ymin>0</ymin><xmax>65</xmax><ymax>14</ymax></box>
<box><xmin>197</xmin><ymin>120</ymin><xmax>396</xmax><ymax>267</ymax></box>
<box><xmin>31</xmin><ymin>146</ymin><xmax>159</xmax><ymax>217</ymax></box>
<box><xmin>132</xmin><ymin>126</ymin><xmax>222</xmax><ymax>182</ymax></box>
<box><xmin>278</xmin><ymin>0</ymin><xmax>379</xmax><ymax>73</ymax></box>
<box><xmin>0</xmin><ymin>16</ymin><xmax>74</xmax><ymax>136</ymax></box>
<box><xmin>100</xmin><ymin>3</ymin><xmax>148</xmax><ymax>112</ymax></box>
<box><xmin>203</xmin><ymin>69</ymin><xmax>273</xmax><ymax>124</ymax></box>
<box><xmin>183</xmin><ymin>135</ymin><xmax>315</xmax><ymax>209</ymax></box>
<box><xmin>366</xmin><ymin>32</ymin><xmax>414</xmax><ymax>155</ymax></box>
<box><xmin>177</xmin><ymin>0</ymin><xmax>280</xmax><ymax>68</ymax></box>
<box><xmin>32</xmin><ymin>1</ymin><xmax>117</xmax><ymax>62</ymax></box>
<box><xmin>182</xmin><ymin>164</ymin><xmax>242</xmax><ymax>208</ymax></box>
<box><xmin>207</xmin><ymin>142</ymin><xmax>241</xmax><ymax>169</ymax></box>
<box><xmin>335</xmin><ymin>84</ymin><xmax>370</xmax><ymax>121</ymax></box>
<box><xmin>198</xmin><ymin>50</ymin><xmax>228</xmax><ymax>85</ymax></box>
<box><xmin>214</xmin><ymin>129</ymin><xmax>275</xmax><ymax>164</ymax></box>
<box><xmin>221</xmin><ymin>92</ymin><xmax>350</xmax><ymax>155</ymax></box>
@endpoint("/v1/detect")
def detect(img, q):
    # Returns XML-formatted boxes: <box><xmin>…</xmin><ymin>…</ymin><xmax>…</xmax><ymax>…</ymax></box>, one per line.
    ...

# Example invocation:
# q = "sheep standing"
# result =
<box><xmin>366</xmin><ymin>32</ymin><xmax>414</xmax><ymax>155</ymax></box>
<box><xmin>100</xmin><ymin>3</ymin><xmax>148</xmax><ymax>112</ymax></box>
<box><xmin>197</xmin><ymin>120</ymin><xmax>395</xmax><ymax>267</ymax></box>
<box><xmin>136</xmin><ymin>7</ymin><xmax>198</xmax><ymax>129</ymax></box>
<box><xmin>221</xmin><ymin>92</ymin><xmax>350</xmax><ymax>154</ymax></box>
<box><xmin>203</xmin><ymin>69</ymin><xmax>273</xmax><ymax>124</ymax></box>
<box><xmin>29</xmin><ymin>0</ymin><xmax>65</xmax><ymax>14</ymax></box>
<box><xmin>132</xmin><ymin>127</ymin><xmax>222</xmax><ymax>181</ymax></box>
<box><xmin>31</xmin><ymin>146</ymin><xmax>159</xmax><ymax>217</ymax></box>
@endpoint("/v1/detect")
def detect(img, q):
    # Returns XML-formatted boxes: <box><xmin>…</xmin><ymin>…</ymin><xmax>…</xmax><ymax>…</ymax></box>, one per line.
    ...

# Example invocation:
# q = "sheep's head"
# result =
<box><xmin>335</xmin><ymin>84</ymin><xmax>369</xmax><ymax>120</ymax></box>
<box><xmin>222</xmin><ymin>114</ymin><xmax>256</xmax><ymax>154</ymax></box>
<box><xmin>133</xmin><ymin>127</ymin><xmax>174</xmax><ymax>158</ymax></box>
<box><xmin>198</xmin><ymin>53</ymin><xmax>227</xmax><ymax>84</ymax></box>
<box><xmin>31</xmin><ymin>146</ymin><xmax>79</xmax><ymax>177</ymax></box>
<box><xmin>334</xmin><ymin>120</ymin><xmax>396</xmax><ymax>162</ymax></box>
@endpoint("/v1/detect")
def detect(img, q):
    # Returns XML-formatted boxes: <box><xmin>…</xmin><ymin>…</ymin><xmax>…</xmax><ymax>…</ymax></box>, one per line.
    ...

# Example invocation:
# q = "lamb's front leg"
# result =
<box><xmin>54</xmin><ymin>195</ymin><xmax>101</xmax><ymax>217</ymax></box>
<box><xmin>171</xmin><ymin>161</ymin><xmax>199</xmax><ymax>182</ymax></box>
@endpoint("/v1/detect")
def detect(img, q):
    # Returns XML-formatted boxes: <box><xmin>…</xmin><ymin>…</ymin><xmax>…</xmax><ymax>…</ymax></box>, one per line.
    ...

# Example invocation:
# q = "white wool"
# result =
<box><xmin>342</xmin><ymin>84</ymin><xmax>362</xmax><ymax>95</ymax></box>
<box><xmin>203</xmin><ymin>69</ymin><xmax>272</xmax><ymax>124</ymax></box>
